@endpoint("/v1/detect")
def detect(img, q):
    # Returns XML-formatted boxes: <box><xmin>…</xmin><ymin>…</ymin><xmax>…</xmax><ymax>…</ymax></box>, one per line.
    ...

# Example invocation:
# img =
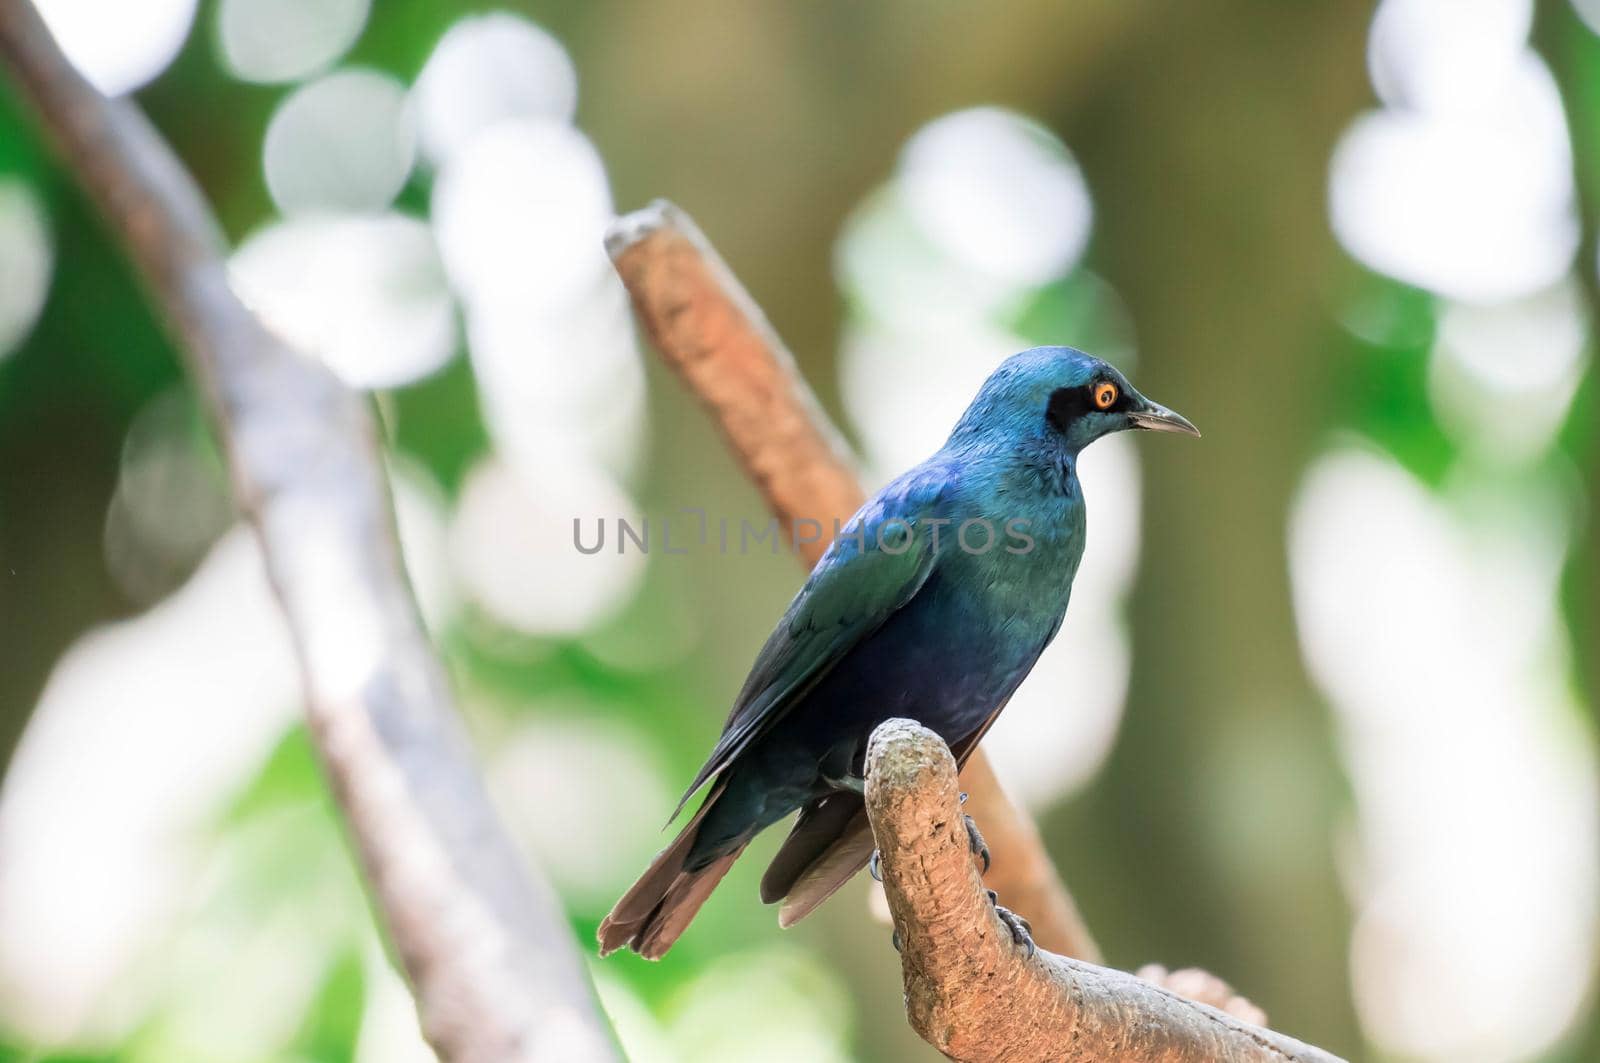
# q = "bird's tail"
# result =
<box><xmin>763</xmin><ymin>795</ymin><xmax>875</xmax><ymax>928</ymax></box>
<box><xmin>598</xmin><ymin>784</ymin><xmax>746</xmax><ymax>959</ymax></box>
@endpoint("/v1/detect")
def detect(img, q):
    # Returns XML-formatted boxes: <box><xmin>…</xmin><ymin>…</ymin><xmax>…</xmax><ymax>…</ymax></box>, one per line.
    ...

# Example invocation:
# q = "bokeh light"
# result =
<box><xmin>432</xmin><ymin>119</ymin><xmax>614</xmax><ymax>314</ymax></box>
<box><xmin>229</xmin><ymin>212</ymin><xmax>455</xmax><ymax>390</ymax></box>
<box><xmin>1427</xmin><ymin>281</ymin><xmax>1590</xmax><ymax>462</ymax></box>
<box><xmin>1290</xmin><ymin>447</ymin><xmax>1598</xmax><ymax>1061</ymax></box>
<box><xmin>135</xmin><ymin>806</ymin><xmax>359</xmax><ymax>1062</ymax></box>
<box><xmin>835</xmin><ymin>188</ymin><xmax>1013</xmax><ymax>331</ymax></box>
<box><xmin>33</xmin><ymin>0</ymin><xmax>198</xmax><ymax>96</ymax></box>
<box><xmin>1574</xmin><ymin>0</ymin><xmax>1600</xmax><ymax>35</ymax></box>
<box><xmin>101</xmin><ymin>388</ymin><xmax>233</xmax><ymax>604</ymax></box>
<box><xmin>1316</xmin><ymin>9</ymin><xmax>1600</xmax><ymax>1055</ymax></box>
<box><xmin>488</xmin><ymin>716</ymin><xmax>674</xmax><ymax>904</ymax></box>
<box><xmin>449</xmin><ymin>457</ymin><xmax>645</xmax><ymax>638</ymax></box>
<box><xmin>464</xmin><ymin>286</ymin><xmax>648</xmax><ymax>482</ymax></box>
<box><xmin>660</xmin><ymin>949</ymin><xmax>853</xmax><ymax>1063</ymax></box>
<box><xmin>0</xmin><ymin>178</ymin><xmax>53</xmax><ymax>362</ymax></box>
<box><xmin>414</xmin><ymin>11</ymin><xmax>650</xmax><ymax>651</ymax></box>
<box><xmin>0</xmin><ymin>530</ymin><xmax>300</xmax><ymax>1045</ymax></box>
<box><xmin>217</xmin><ymin>0</ymin><xmax>369</xmax><ymax>84</ymax></box>
<box><xmin>1367</xmin><ymin>0</ymin><xmax>1532</xmax><ymax>113</ymax></box>
<box><xmin>0</xmin><ymin>456</ymin><xmax>451</xmax><ymax>1051</ymax></box>
<box><xmin>263</xmin><ymin>68</ymin><xmax>416</xmax><ymax>215</ymax></box>
<box><xmin>412</xmin><ymin>13</ymin><xmax>578</xmax><ymax>167</ymax></box>
<box><xmin>899</xmin><ymin>108</ymin><xmax>1093</xmax><ymax>289</ymax></box>
<box><xmin>1330</xmin><ymin>0</ymin><xmax>1576</xmax><ymax>303</ymax></box>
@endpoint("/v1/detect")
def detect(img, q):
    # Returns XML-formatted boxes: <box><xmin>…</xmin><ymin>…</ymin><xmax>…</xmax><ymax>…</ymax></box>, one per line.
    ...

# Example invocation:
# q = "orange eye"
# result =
<box><xmin>1093</xmin><ymin>381</ymin><xmax>1118</xmax><ymax>410</ymax></box>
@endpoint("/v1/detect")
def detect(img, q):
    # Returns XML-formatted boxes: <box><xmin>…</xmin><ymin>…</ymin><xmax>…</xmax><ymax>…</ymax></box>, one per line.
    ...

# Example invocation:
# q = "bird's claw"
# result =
<box><xmin>986</xmin><ymin>888</ymin><xmax>1035</xmax><ymax>958</ymax></box>
<box><xmin>963</xmin><ymin>813</ymin><xmax>990</xmax><ymax>873</ymax></box>
<box><xmin>891</xmin><ymin>925</ymin><xmax>902</xmax><ymax>953</ymax></box>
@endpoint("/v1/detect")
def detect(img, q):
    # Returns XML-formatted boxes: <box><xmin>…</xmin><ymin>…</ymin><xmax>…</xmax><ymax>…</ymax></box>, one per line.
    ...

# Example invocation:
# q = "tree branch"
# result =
<box><xmin>0</xmin><ymin>4</ymin><xmax>617</xmax><ymax>1060</ymax></box>
<box><xmin>866</xmin><ymin>719</ymin><xmax>1345</xmax><ymax>1063</ymax></box>
<box><xmin>607</xmin><ymin>198</ymin><xmax>1101</xmax><ymax>961</ymax></box>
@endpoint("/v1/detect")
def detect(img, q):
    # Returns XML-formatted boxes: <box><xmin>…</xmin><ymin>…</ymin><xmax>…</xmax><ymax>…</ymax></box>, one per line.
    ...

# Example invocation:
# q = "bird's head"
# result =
<box><xmin>948</xmin><ymin>346</ymin><xmax>1198</xmax><ymax>455</ymax></box>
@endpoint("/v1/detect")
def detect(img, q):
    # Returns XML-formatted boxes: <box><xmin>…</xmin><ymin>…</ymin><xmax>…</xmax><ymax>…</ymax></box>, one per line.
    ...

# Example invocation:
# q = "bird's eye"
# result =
<box><xmin>1093</xmin><ymin>382</ymin><xmax>1118</xmax><ymax>410</ymax></box>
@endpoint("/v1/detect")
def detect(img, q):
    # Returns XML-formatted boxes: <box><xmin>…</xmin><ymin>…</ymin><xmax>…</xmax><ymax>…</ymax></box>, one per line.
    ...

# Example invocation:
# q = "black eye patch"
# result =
<box><xmin>1046</xmin><ymin>385</ymin><xmax>1096</xmax><ymax>433</ymax></box>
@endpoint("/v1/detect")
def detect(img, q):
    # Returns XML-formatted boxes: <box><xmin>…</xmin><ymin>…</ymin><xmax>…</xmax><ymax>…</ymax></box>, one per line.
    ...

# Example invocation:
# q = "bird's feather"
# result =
<box><xmin>670</xmin><ymin>476</ymin><xmax>948</xmax><ymax>818</ymax></box>
<box><xmin>776</xmin><ymin>811</ymin><xmax>874</xmax><ymax>928</ymax></box>
<box><xmin>765</xmin><ymin>697</ymin><xmax>1011</xmax><ymax>926</ymax></box>
<box><xmin>599</xmin><ymin>781</ymin><xmax>731</xmax><ymax>956</ymax></box>
<box><xmin>760</xmin><ymin>791</ymin><xmax>866</xmax><ymax>903</ymax></box>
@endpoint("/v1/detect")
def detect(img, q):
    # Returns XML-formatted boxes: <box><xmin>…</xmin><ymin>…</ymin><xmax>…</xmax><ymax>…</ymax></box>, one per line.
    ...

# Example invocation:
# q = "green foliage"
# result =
<box><xmin>291</xmin><ymin>951</ymin><xmax>366</xmax><ymax>1063</ymax></box>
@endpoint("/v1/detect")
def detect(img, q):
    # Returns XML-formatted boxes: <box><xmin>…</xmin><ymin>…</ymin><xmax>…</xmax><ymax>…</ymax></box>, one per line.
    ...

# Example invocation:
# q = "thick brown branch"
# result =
<box><xmin>0</xmin><ymin>4</ymin><xmax>617</xmax><ymax>1060</ymax></box>
<box><xmin>866</xmin><ymin>720</ymin><xmax>1345</xmax><ymax>1063</ymax></box>
<box><xmin>608</xmin><ymin>198</ymin><xmax>1100</xmax><ymax>962</ymax></box>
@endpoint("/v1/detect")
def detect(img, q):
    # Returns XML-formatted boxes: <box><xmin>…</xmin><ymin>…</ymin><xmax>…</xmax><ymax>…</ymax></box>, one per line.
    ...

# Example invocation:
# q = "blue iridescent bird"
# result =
<box><xmin>599</xmin><ymin>346</ymin><xmax>1197</xmax><ymax>958</ymax></box>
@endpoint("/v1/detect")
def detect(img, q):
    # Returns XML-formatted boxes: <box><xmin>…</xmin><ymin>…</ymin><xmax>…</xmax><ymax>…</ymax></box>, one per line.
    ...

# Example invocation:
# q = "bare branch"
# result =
<box><xmin>603</xmin><ymin>201</ymin><xmax>864</xmax><ymax>549</ymax></box>
<box><xmin>0</xmin><ymin>5</ymin><xmax>617</xmax><ymax>1060</ymax></box>
<box><xmin>866</xmin><ymin>719</ymin><xmax>1345</xmax><ymax>1063</ymax></box>
<box><xmin>608</xmin><ymin>198</ymin><xmax>1101</xmax><ymax>961</ymax></box>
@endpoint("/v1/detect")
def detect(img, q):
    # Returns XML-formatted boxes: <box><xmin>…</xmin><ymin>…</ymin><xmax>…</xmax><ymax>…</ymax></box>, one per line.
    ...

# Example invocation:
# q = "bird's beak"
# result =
<box><xmin>1129</xmin><ymin>400</ymin><xmax>1201</xmax><ymax>437</ymax></box>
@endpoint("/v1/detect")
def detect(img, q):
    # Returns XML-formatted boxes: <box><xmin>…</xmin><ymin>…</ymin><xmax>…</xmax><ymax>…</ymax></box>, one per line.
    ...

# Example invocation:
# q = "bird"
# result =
<box><xmin>598</xmin><ymin>346</ymin><xmax>1197</xmax><ymax>959</ymax></box>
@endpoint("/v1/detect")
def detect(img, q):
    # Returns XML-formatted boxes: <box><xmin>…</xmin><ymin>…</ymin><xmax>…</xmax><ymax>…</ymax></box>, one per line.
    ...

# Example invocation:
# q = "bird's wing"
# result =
<box><xmin>946</xmin><ymin>695</ymin><xmax>1011</xmax><ymax>766</ymax></box>
<box><xmin>947</xmin><ymin>613</ymin><xmax>1063</xmax><ymax>766</ymax></box>
<box><xmin>670</xmin><ymin>473</ymin><xmax>947</xmax><ymax>818</ymax></box>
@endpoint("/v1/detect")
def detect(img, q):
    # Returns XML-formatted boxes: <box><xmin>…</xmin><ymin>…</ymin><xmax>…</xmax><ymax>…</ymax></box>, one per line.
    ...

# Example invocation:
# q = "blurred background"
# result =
<box><xmin>0</xmin><ymin>0</ymin><xmax>1595</xmax><ymax>1060</ymax></box>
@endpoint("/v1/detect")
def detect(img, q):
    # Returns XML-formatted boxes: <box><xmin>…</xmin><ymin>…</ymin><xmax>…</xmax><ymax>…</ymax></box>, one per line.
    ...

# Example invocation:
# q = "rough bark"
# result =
<box><xmin>866</xmin><ymin>719</ymin><xmax>1345</xmax><ymax>1063</ymax></box>
<box><xmin>607</xmin><ymin>198</ymin><xmax>1101</xmax><ymax>962</ymax></box>
<box><xmin>0</xmin><ymin>4</ymin><xmax>617</xmax><ymax>1060</ymax></box>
